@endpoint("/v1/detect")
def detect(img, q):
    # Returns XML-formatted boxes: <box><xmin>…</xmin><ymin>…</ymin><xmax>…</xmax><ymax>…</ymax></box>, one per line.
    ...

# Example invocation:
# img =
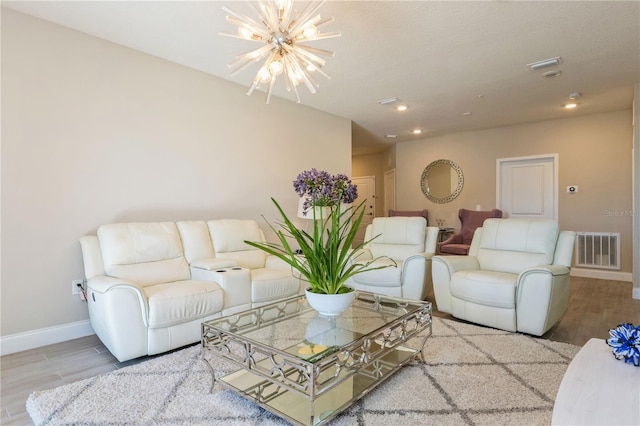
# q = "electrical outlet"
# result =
<box><xmin>72</xmin><ymin>279</ymin><xmax>83</xmax><ymax>295</ymax></box>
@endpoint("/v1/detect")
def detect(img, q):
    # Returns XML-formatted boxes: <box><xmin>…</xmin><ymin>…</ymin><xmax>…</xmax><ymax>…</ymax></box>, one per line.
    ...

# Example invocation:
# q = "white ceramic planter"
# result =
<box><xmin>304</xmin><ymin>288</ymin><xmax>356</xmax><ymax>317</ymax></box>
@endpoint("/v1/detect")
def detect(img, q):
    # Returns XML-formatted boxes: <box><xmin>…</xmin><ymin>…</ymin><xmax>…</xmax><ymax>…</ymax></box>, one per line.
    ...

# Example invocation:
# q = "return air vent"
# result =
<box><xmin>575</xmin><ymin>232</ymin><xmax>620</xmax><ymax>270</ymax></box>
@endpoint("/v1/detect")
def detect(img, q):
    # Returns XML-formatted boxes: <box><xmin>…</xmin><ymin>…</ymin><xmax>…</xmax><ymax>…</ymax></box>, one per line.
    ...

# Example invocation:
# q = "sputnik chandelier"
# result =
<box><xmin>220</xmin><ymin>0</ymin><xmax>340</xmax><ymax>103</ymax></box>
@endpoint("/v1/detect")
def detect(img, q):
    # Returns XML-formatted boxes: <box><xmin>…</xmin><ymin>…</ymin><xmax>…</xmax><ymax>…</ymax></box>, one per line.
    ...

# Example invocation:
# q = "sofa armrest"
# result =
<box><xmin>85</xmin><ymin>275</ymin><xmax>149</xmax><ymax>362</ymax></box>
<box><xmin>191</xmin><ymin>267</ymin><xmax>252</xmax><ymax>310</ymax></box>
<box><xmin>431</xmin><ymin>255</ymin><xmax>480</xmax><ymax>313</ymax></box>
<box><xmin>425</xmin><ymin>226</ymin><xmax>440</xmax><ymax>254</ymax></box>
<box><xmin>516</xmin><ymin>265</ymin><xmax>571</xmax><ymax>336</ymax></box>
<box><xmin>400</xmin><ymin>254</ymin><xmax>427</xmax><ymax>300</ymax></box>
<box><xmin>87</xmin><ymin>275</ymin><xmax>145</xmax><ymax>294</ymax></box>
<box><xmin>190</xmin><ymin>257</ymin><xmax>237</xmax><ymax>271</ymax></box>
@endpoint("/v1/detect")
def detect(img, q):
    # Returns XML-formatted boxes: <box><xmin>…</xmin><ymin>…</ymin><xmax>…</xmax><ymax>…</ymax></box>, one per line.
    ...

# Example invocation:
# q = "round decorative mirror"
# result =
<box><xmin>420</xmin><ymin>159</ymin><xmax>464</xmax><ymax>203</ymax></box>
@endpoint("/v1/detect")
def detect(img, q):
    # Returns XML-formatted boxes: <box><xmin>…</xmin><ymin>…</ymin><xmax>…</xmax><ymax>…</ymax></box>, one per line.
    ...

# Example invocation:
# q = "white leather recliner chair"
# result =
<box><xmin>432</xmin><ymin>218</ymin><xmax>576</xmax><ymax>336</ymax></box>
<box><xmin>80</xmin><ymin>222</ymin><xmax>225</xmax><ymax>362</ymax></box>
<box><xmin>346</xmin><ymin>217</ymin><xmax>440</xmax><ymax>300</ymax></box>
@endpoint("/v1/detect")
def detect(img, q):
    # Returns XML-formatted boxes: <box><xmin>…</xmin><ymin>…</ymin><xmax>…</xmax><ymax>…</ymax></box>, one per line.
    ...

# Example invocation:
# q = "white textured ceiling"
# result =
<box><xmin>4</xmin><ymin>1</ymin><xmax>640</xmax><ymax>155</ymax></box>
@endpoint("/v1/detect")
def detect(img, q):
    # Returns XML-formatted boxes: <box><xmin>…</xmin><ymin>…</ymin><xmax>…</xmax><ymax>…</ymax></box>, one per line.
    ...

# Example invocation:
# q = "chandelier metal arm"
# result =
<box><xmin>286</xmin><ymin>1</ymin><xmax>325</xmax><ymax>36</ymax></box>
<box><xmin>221</xmin><ymin>7</ymin><xmax>267</xmax><ymax>37</ymax></box>
<box><xmin>228</xmin><ymin>44</ymin><xmax>276</xmax><ymax>76</ymax></box>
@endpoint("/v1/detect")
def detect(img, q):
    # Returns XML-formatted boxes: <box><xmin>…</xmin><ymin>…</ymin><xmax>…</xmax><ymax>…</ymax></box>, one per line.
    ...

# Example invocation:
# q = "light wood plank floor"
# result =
<box><xmin>2</xmin><ymin>277</ymin><xmax>639</xmax><ymax>425</ymax></box>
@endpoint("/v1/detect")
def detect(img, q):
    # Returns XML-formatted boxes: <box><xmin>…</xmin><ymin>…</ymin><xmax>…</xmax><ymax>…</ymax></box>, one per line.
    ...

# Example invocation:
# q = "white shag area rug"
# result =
<box><xmin>26</xmin><ymin>317</ymin><xmax>580</xmax><ymax>425</ymax></box>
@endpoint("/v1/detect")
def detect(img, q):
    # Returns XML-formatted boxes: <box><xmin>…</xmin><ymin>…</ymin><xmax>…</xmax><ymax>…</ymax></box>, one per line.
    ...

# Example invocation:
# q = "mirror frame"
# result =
<box><xmin>420</xmin><ymin>159</ymin><xmax>464</xmax><ymax>204</ymax></box>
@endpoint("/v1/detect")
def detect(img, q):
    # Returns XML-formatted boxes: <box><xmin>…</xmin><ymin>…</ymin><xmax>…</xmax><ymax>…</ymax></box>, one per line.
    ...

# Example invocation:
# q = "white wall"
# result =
<box><xmin>1</xmin><ymin>10</ymin><xmax>352</xmax><ymax>343</ymax></box>
<box><xmin>633</xmin><ymin>84</ymin><xmax>640</xmax><ymax>298</ymax></box>
<box><xmin>396</xmin><ymin>110</ymin><xmax>634</xmax><ymax>275</ymax></box>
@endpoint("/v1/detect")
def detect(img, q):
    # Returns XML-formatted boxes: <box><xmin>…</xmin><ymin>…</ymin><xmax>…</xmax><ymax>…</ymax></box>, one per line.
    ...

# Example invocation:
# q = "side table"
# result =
<box><xmin>438</xmin><ymin>228</ymin><xmax>455</xmax><ymax>242</ymax></box>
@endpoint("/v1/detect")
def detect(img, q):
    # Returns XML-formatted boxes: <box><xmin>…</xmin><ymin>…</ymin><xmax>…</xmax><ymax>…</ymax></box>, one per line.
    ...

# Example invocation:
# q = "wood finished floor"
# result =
<box><xmin>2</xmin><ymin>277</ymin><xmax>639</xmax><ymax>425</ymax></box>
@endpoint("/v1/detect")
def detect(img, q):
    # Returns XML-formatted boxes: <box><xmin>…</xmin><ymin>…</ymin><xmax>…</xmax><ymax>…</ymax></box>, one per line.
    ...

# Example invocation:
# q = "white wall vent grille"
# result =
<box><xmin>575</xmin><ymin>232</ymin><xmax>621</xmax><ymax>270</ymax></box>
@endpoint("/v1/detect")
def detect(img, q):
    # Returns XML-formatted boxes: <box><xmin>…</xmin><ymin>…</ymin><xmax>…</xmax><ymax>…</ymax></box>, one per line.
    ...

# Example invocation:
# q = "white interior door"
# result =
<box><xmin>352</xmin><ymin>176</ymin><xmax>376</xmax><ymax>247</ymax></box>
<box><xmin>384</xmin><ymin>169</ymin><xmax>396</xmax><ymax>215</ymax></box>
<box><xmin>497</xmin><ymin>154</ymin><xmax>558</xmax><ymax>220</ymax></box>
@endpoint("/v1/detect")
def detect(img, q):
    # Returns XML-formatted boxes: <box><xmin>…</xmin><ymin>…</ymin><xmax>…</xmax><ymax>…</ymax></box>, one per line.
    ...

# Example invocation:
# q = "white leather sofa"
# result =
<box><xmin>432</xmin><ymin>218</ymin><xmax>576</xmax><ymax>336</ymax></box>
<box><xmin>80</xmin><ymin>220</ymin><xmax>301</xmax><ymax>362</ymax></box>
<box><xmin>346</xmin><ymin>217</ymin><xmax>440</xmax><ymax>300</ymax></box>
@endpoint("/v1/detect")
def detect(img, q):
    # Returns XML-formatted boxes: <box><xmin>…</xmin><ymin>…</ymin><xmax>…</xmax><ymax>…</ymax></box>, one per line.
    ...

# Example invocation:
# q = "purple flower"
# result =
<box><xmin>293</xmin><ymin>169</ymin><xmax>358</xmax><ymax>215</ymax></box>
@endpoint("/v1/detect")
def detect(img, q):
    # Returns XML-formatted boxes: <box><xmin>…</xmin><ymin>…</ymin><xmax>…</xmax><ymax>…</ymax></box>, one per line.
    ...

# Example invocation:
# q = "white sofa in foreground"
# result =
<box><xmin>432</xmin><ymin>218</ymin><xmax>576</xmax><ymax>336</ymax></box>
<box><xmin>80</xmin><ymin>219</ymin><xmax>301</xmax><ymax>362</ymax></box>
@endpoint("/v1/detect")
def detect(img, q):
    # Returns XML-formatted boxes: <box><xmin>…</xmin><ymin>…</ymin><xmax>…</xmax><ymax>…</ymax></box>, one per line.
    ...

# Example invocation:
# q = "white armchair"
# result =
<box><xmin>432</xmin><ymin>218</ymin><xmax>576</xmax><ymax>336</ymax></box>
<box><xmin>346</xmin><ymin>217</ymin><xmax>439</xmax><ymax>300</ymax></box>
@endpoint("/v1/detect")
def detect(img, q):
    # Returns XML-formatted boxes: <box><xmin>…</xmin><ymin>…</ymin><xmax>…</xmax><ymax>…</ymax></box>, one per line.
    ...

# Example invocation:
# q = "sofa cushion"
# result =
<box><xmin>476</xmin><ymin>219</ymin><xmax>559</xmax><ymax>275</ymax></box>
<box><xmin>351</xmin><ymin>259</ymin><xmax>402</xmax><ymax>287</ymax></box>
<box><xmin>368</xmin><ymin>217</ymin><xmax>426</xmax><ymax>261</ymax></box>
<box><xmin>176</xmin><ymin>221</ymin><xmax>215</xmax><ymax>263</ymax></box>
<box><xmin>451</xmin><ymin>270</ymin><xmax>518</xmax><ymax>309</ymax></box>
<box><xmin>144</xmin><ymin>280</ymin><xmax>224</xmax><ymax>329</ymax></box>
<box><xmin>208</xmin><ymin>219</ymin><xmax>267</xmax><ymax>269</ymax></box>
<box><xmin>250</xmin><ymin>269</ymin><xmax>300</xmax><ymax>303</ymax></box>
<box><xmin>98</xmin><ymin>222</ymin><xmax>190</xmax><ymax>285</ymax></box>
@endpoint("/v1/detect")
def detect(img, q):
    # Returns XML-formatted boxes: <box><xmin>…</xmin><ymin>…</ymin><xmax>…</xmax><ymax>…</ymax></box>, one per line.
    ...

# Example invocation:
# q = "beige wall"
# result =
<box><xmin>1</xmin><ymin>10</ymin><xmax>352</xmax><ymax>336</ymax></box>
<box><xmin>352</xmin><ymin>149</ymin><xmax>395</xmax><ymax>217</ymax></box>
<box><xmin>352</xmin><ymin>152</ymin><xmax>384</xmax><ymax>217</ymax></box>
<box><xmin>396</xmin><ymin>109</ymin><xmax>633</xmax><ymax>272</ymax></box>
<box><xmin>634</xmin><ymin>84</ymin><xmax>640</xmax><ymax>297</ymax></box>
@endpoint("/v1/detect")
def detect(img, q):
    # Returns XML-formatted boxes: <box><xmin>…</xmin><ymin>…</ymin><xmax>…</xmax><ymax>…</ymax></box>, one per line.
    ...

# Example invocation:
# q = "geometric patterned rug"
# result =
<box><xmin>26</xmin><ymin>317</ymin><xmax>581</xmax><ymax>425</ymax></box>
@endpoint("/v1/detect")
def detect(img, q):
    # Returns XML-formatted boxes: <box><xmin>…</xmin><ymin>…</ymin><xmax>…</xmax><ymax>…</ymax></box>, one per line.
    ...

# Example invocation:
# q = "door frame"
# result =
<box><xmin>496</xmin><ymin>153</ymin><xmax>559</xmax><ymax>220</ymax></box>
<box><xmin>383</xmin><ymin>169</ymin><xmax>396</xmax><ymax>215</ymax></box>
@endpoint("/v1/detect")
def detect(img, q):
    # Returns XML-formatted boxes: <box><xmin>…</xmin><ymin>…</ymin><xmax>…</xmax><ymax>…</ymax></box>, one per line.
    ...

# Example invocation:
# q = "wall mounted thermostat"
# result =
<box><xmin>567</xmin><ymin>186</ymin><xmax>578</xmax><ymax>194</ymax></box>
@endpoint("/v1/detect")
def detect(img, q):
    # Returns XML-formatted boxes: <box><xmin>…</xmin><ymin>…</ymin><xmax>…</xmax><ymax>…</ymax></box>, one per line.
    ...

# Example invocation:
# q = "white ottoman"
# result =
<box><xmin>552</xmin><ymin>338</ymin><xmax>640</xmax><ymax>425</ymax></box>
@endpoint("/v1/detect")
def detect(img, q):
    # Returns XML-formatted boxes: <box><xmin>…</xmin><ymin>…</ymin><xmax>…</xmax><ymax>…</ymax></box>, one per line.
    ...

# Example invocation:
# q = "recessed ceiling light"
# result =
<box><xmin>385</xmin><ymin>134</ymin><xmax>398</xmax><ymax>139</ymax></box>
<box><xmin>462</xmin><ymin>112</ymin><xmax>472</xmax><ymax>116</ymax></box>
<box><xmin>397</xmin><ymin>105</ymin><xmax>408</xmax><ymax>111</ymax></box>
<box><xmin>527</xmin><ymin>56</ymin><xmax>562</xmax><ymax>71</ymax></box>
<box><xmin>412</xmin><ymin>129</ymin><xmax>422</xmax><ymax>135</ymax></box>
<box><xmin>568</xmin><ymin>92</ymin><xmax>582</xmax><ymax>100</ymax></box>
<box><xmin>564</xmin><ymin>103</ymin><xmax>578</xmax><ymax>109</ymax></box>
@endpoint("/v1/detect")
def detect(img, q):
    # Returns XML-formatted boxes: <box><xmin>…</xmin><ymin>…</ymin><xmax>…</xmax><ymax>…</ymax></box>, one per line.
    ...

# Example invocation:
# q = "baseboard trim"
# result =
<box><xmin>1</xmin><ymin>320</ymin><xmax>94</xmax><ymax>356</ymax></box>
<box><xmin>570</xmin><ymin>268</ymin><xmax>633</xmax><ymax>282</ymax></box>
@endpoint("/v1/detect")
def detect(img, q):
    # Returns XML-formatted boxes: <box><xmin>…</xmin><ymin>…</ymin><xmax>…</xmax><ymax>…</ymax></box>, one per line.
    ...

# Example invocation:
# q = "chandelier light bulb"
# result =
<box><xmin>238</xmin><ymin>26</ymin><xmax>253</xmax><ymax>39</ymax></box>
<box><xmin>302</xmin><ymin>25</ymin><xmax>318</xmax><ymax>39</ymax></box>
<box><xmin>220</xmin><ymin>0</ymin><xmax>341</xmax><ymax>103</ymax></box>
<box><xmin>258</xmin><ymin>69</ymin><xmax>272</xmax><ymax>84</ymax></box>
<box><xmin>269</xmin><ymin>60</ymin><xmax>284</xmax><ymax>76</ymax></box>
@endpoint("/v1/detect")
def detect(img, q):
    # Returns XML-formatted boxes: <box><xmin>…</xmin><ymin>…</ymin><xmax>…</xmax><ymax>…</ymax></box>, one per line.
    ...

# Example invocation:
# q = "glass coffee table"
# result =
<box><xmin>201</xmin><ymin>291</ymin><xmax>432</xmax><ymax>426</ymax></box>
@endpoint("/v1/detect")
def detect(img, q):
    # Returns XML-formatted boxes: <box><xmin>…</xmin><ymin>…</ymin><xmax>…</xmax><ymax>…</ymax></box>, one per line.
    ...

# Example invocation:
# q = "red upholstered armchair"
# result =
<box><xmin>437</xmin><ymin>208</ymin><xmax>503</xmax><ymax>255</ymax></box>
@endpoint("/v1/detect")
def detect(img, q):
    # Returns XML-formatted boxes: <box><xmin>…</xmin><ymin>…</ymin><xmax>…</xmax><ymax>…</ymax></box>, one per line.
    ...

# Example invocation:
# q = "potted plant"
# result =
<box><xmin>245</xmin><ymin>169</ymin><xmax>394</xmax><ymax>316</ymax></box>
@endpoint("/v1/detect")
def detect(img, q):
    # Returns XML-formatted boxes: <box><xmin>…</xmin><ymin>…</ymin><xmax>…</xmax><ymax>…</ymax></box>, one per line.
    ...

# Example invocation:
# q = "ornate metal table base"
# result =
<box><xmin>202</xmin><ymin>292</ymin><xmax>432</xmax><ymax>426</ymax></box>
